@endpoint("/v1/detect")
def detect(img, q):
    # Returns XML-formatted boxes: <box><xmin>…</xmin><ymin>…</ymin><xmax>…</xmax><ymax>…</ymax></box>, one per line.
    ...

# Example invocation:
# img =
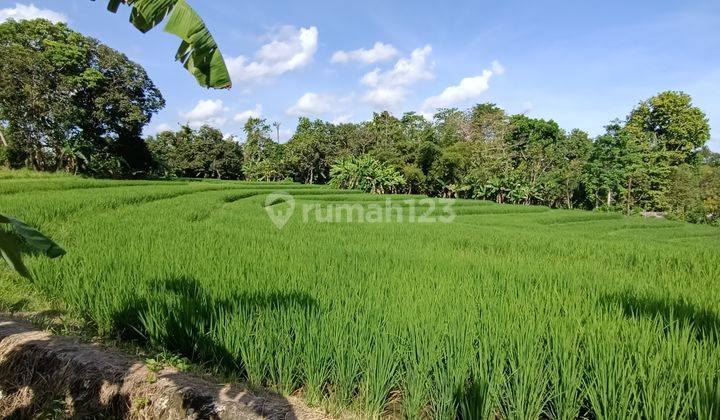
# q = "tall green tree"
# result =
<box><xmin>626</xmin><ymin>91</ymin><xmax>710</xmax><ymax>165</ymax></box>
<box><xmin>2</xmin><ymin>1</ymin><xmax>231</xmax><ymax>278</ymax></box>
<box><xmin>285</xmin><ymin>118</ymin><xmax>342</xmax><ymax>184</ymax></box>
<box><xmin>0</xmin><ymin>19</ymin><xmax>164</xmax><ymax>176</ymax></box>
<box><xmin>147</xmin><ymin>125</ymin><xmax>243</xmax><ymax>179</ymax></box>
<box><xmin>242</xmin><ymin>118</ymin><xmax>288</xmax><ymax>181</ymax></box>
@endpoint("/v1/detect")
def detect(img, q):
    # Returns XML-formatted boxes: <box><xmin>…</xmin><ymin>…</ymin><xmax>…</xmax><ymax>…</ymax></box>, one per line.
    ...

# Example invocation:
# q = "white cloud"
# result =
<box><xmin>332</xmin><ymin>114</ymin><xmax>354</xmax><ymax>124</ymax></box>
<box><xmin>226</xmin><ymin>26</ymin><xmax>318</xmax><ymax>83</ymax></box>
<box><xmin>286</xmin><ymin>92</ymin><xmax>337</xmax><ymax>117</ymax></box>
<box><xmin>0</xmin><ymin>3</ymin><xmax>67</xmax><ymax>23</ymax></box>
<box><xmin>180</xmin><ymin>99</ymin><xmax>228</xmax><ymax>128</ymax></box>
<box><xmin>491</xmin><ymin>60</ymin><xmax>505</xmax><ymax>75</ymax></box>
<box><xmin>279</xmin><ymin>128</ymin><xmax>294</xmax><ymax>142</ymax></box>
<box><xmin>421</xmin><ymin>60</ymin><xmax>504</xmax><ymax>113</ymax></box>
<box><xmin>362</xmin><ymin>87</ymin><xmax>406</xmax><ymax>110</ymax></box>
<box><xmin>144</xmin><ymin>122</ymin><xmax>173</xmax><ymax>136</ymax></box>
<box><xmin>233</xmin><ymin>104</ymin><xmax>263</xmax><ymax>123</ymax></box>
<box><xmin>361</xmin><ymin>45</ymin><xmax>434</xmax><ymax>109</ymax></box>
<box><xmin>361</xmin><ymin>69</ymin><xmax>381</xmax><ymax>87</ymax></box>
<box><xmin>153</xmin><ymin>123</ymin><xmax>172</xmax><ymax>133</ymax></box>
<box><xmin>331</xmin><ymin>42</ymin><xmax>398</xmax><ymax>64</ymax></box>
<box><xmin>361</xmin><ymin>45</ymin><xmax>433</xmax><ymax>88</ymax></box>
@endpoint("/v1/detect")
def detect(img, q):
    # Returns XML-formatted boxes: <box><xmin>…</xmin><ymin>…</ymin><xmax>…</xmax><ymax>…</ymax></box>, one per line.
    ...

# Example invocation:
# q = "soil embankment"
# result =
<box><xmin>0</xmin><ymin>315</ymin><xmax>329</xmax><ymax>419</ymax></box>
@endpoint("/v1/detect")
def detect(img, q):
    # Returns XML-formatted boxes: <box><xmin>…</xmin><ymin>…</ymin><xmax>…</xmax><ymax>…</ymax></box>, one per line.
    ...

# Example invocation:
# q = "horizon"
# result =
<box><xmin>1</xmin><ymin>0</ymin><xmax>718</xmax><ymax>150</ymax></box>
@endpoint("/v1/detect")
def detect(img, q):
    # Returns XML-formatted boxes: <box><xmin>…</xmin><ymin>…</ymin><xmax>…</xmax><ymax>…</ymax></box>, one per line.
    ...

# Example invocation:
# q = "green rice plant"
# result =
<box><xmin>546</xmin><ymin>321</ymin><xmax>585</xmax><ymax>420</ymax></box>
<box><xmin>693</xmin><ymin>368</ymin><xmax>720</xmax><ymax>419</ymax></box>
<box><xmin>361</xmin><ymin>327</ymin><xmax>400</xmax><ymax>417</ymax></box>
<box><xmin>2</xmin><ymin>171</ymin><xmax>720</xmax><ymax>419</ymax></box>
<box><xmin>299</xmin><ymin>315</ymin><xmax>332</xmax><ymax>406</ymax></box>
<box><xmin>584</xmin><ymin>322</ymin><xmax>641</xmax><ymax>420</ymax></box>
<box><xmin>399</xmin><ymin>327</ymin><xmax>440</xmax><ymax>419</ymax></box>
<box><xmin>457</xmin><ymin>323</ymin><xmax>506</xmax><ymax>420</ymax></box>
<box><xmin>263</xmin><ymin>311</ymin><xmax>303</xmax><ymax>395</ymax></box>
<box><xmin>329</xmin><ymin>318</ymin><xmax>365</xmax><ymax>407</ymax></box>
<box><xmin>429</xmin><ymin>323</ymin><xmax>474</xmax><ymax>419</ymax></box>
<box><xmin>501</xmin><ymin>321</ymin><xmax>550</xmax><ymax>419</ymax></box>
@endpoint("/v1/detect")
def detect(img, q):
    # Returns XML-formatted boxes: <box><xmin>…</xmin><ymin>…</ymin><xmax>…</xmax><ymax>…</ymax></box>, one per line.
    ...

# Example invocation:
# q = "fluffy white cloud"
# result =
<box><xmin>491</xmin><ymin>60</ymin><xmax>505</xmax><ymax>75</ymax></box>
<box><xmin>152</xmin><ymin>123</ymin><xmax>172</xmax><ymax>133</ymax></box>
<box><xmin>361</xmin><ymin>45</ymin><xmax>434</xmax><ymax>109</ymax></box>
<box><xmin>286</xmin><ymin>92</ymin><xmax>337</xmax><ymax>117</ymax></box>
<box><xmin>422</xmin><ymin>70</ymin><xmax>493</xmax><ymax>110</ymax></box>
<box><xmin>233</xmin><ymin>104</ymin><xmax>263</xmax><ymax>123</ymax></box>
<box><xmin>362</xmin><ymin>87</ymin><xmax>406</xmax><ymax>110</ymax></box>
<box><xmin>331</xmin><ymin>42</ymin><xmax>398</xmax><ymax>64</ymax></box>
<box><xmin>361</xmin><ymin>45</ymin><xmax>433</xmax><ymax>88</ymax></box>
<box><xmin>227</xmin><ymin>26</ymin><xmax>318</xmax><ymax>83</ymax></box>
<box><xmin>180</xmin><ymin>99</ymin><xmax>227</xmax><ymax>128</ymax></box>
<box><xmin>331</xmin><ymin>114</ymin><xmax>354</xmax><ymax>124</ymax></box>
<box><xmin>421</xmin><ymin>60</ymin><xmax>504</xmax><ymax>113</ymax></box>
<box><xmin>0</xmin><ymin>3</ymin><xmax>67</xmax><ymax>23</ymax></box>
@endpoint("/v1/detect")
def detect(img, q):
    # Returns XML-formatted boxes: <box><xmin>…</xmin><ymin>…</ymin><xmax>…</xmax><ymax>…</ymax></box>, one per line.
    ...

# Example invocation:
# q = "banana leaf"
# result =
<box><xmin>100</xmin><ymin>0</ymin><xmax>232</xmax><ymax>89</ymax></box>
<box><xmin>0</xmin><ymin>214</ymin><xmax>65</xmax><ymax>279</ymax></box>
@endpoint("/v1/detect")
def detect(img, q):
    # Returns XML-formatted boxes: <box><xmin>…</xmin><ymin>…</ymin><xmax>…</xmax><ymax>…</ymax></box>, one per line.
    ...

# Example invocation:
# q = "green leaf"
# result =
<box><xmin>0</xmin><ymin>231</ymin><xmax>32</xmax><ymax>279</ymax></box>
<box><xmin>132</xmin><ymin>0</ymin><xmax>176</xmax><ymax>30</ymax></box>
<box><xmin>107</xmin><ymin>0</ymin><xmax>123</xmax><ymax>13</ymax></box>
<box><xmin>163</xmin><ymin>0</ymin><xmax>232</xmax><ymax>89</ymax></box>
<box><xmin>0</xmin><ymin>215</ymin><xmax>65</xmax><ymax>258</ymax></box>
<box><xmin>102</xmin><ymin>0</ymin><xmax>232</xmax><ymax>89</ymax></box>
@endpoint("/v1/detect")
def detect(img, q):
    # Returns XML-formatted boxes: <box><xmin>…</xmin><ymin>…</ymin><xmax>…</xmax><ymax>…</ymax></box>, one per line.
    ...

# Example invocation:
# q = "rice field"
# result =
<box><xmin>1</xmin><ymin>170</ymin><xmax>719</xmax><ymax>418</ymax></box>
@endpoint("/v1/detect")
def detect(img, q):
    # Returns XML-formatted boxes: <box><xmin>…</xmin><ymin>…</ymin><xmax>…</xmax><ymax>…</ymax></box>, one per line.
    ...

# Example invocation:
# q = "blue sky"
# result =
<box><xmin>2</xmin><ymin>0</ymin><xmax>719</xmax><ymax>150</ymax></box>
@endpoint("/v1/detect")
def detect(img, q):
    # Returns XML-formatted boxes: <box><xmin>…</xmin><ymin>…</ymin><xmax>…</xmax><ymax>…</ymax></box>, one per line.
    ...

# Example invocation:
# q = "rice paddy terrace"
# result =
<box><xmin>1</xmin><ymin>170</ymin><xmax>719</xmax><ymax>418</ymax></box>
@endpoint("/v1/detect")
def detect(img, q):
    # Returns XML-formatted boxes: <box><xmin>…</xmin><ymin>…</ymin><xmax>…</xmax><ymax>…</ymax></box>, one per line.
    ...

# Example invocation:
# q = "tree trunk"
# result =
<box><xmin>0</xmin><ymin>129</ymin><xmax>7</xmax><ymax>147</ymax></box>
<box><xmin>625</xmin><ymin>177</ymin><xmax>633</xmax><ymax>215</ymax></box>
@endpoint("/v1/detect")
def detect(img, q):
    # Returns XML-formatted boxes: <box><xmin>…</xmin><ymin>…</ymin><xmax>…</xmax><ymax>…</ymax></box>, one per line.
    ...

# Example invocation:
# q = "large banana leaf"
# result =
<box><xmin>0</xmin><ymin>214</ymin><xmax>65</xmax><ymax>279</ymax></box>
<box><xmin>101</xmin><ymin>0</ymin><xmax>232</xmax><ymax>89</ymax></box>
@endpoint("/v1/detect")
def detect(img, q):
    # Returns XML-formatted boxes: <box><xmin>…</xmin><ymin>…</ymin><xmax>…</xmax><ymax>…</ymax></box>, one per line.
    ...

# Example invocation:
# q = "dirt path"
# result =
<box><xmin>0</xmin><ymin>314</ymin><xmax>331</xmax><ymax>419</ymax></box>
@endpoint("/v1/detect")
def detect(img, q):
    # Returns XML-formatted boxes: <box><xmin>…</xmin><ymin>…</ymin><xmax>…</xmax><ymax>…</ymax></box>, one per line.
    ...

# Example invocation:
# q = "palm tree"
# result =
<box><xmin>101</xmin><ymin>0</ymin><xmax>231</xmax><ymax>89</ymax></box>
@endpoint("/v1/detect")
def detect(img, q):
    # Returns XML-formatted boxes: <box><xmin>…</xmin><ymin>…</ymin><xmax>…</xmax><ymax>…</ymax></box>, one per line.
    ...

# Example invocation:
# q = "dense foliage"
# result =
<box><xmin>0</xmin><ymin>19</ymin><xmax>164</xmax><ymax>178</ymax></box>
<box><xmin>2</xmin><ymin>171</ymin><xmax>719</xmax><ymax>418</ymax></box>
<box><xmin>1</xmin><ymin>20</ymin><xmax>717</xmax><ymax>224</ymax></box>
<box><xmin>145</xmin><ymin>93</ymin><xmax>716</xmax><ymax>223</ymax></box>
<box><xmin>147</xmin><ymin>125</ymin><xmax>244</xmax><ymax>179</ymax></box>
<box><xmin>147</xmin><ymin>93</ymin><xmax>717</xmax><ymax>223</ymax></box>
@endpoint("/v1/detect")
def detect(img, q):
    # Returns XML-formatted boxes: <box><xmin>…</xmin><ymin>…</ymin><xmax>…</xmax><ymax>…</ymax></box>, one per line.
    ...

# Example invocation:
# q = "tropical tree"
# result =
<box><xmin>625</xmin><ymin>91</ymin><xmax>710</xmax><ymax>165</ymax></box>
<box><xmin>330</xmin><ymin>156</ymin><xmax>405</xmax><ymax>194</ymax></box>
<box><xmin>147</xmin><ymin>125</ymin><xmax>244</xmax><ymax>179</ymax></box>
<box><xmin>0</xmin><ymin>19</ymin><xmax>165</xmax><ymax>175</ymax></box>
<box><xmin>2</xmin><ymin>0</ymin><xmax>231</xmax><ymax>277</ymax></box>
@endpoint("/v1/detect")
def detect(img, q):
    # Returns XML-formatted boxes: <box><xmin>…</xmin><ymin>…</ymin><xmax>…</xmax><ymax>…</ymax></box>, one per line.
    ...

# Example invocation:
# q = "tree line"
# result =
<box><xmin>2</xmin><ymin>19</ymin><xmax>718</xmax><ymax>225</ymax></box>
<box><xmin>147</xmin><ymin>93</ymin><xmax>718</xmax><ymax>224</ymax></box>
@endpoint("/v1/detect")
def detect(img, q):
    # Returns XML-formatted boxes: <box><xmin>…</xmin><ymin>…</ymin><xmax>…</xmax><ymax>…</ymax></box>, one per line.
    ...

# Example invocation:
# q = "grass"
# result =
<box><xmin>1</xmin><ymin>169</ymin><xmax>719</xmax><ymax>418</ymax></box>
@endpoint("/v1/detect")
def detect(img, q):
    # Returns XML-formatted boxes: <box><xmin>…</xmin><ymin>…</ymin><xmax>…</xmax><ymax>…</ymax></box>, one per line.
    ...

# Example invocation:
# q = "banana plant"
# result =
<box><xmin>100</xmin><ymin>0</ymin><xmax>232</xmax><ymax>89</ymax></box>
<box><xmin>0</xmin><ymin>214</ymin><xmax>65</xmax><ymax>279</ymax></box>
